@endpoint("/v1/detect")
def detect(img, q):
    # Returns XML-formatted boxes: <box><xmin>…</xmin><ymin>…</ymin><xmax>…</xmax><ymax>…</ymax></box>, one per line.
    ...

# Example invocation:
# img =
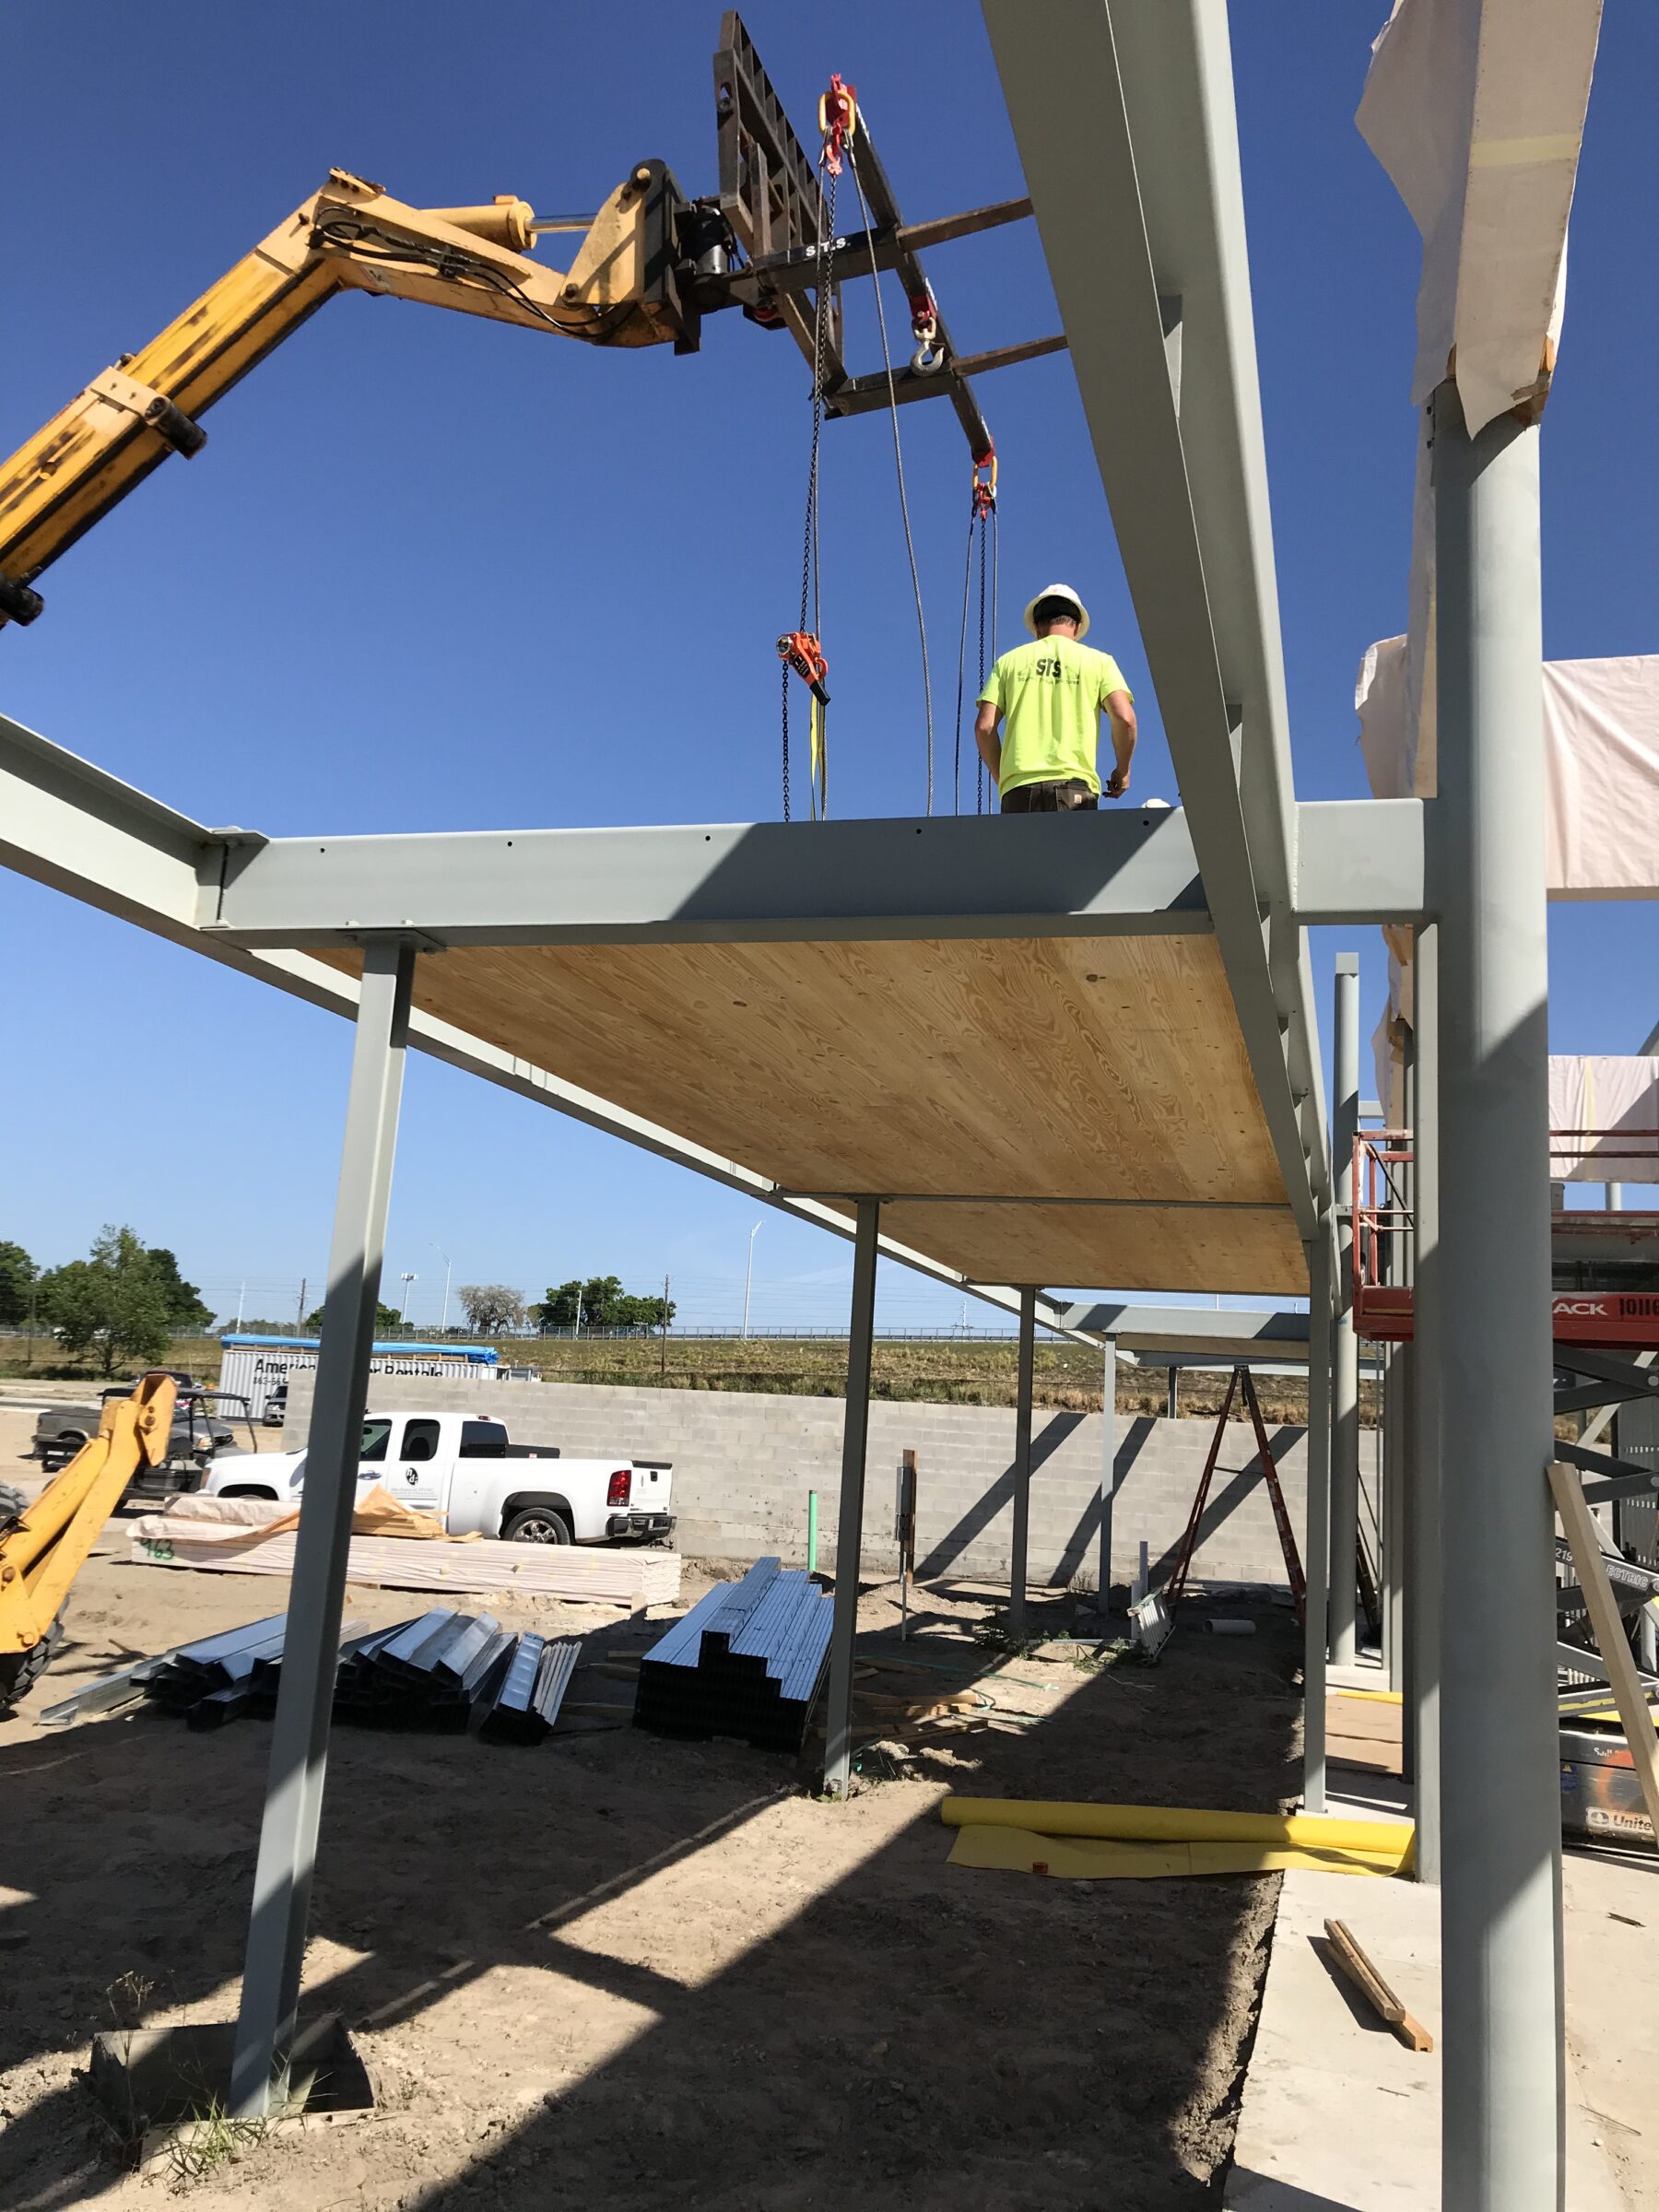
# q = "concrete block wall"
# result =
<box><xmin>283</xmin><ymin>1371</ymin><xmax>1309</xmax><ymax>1594</ymax></box>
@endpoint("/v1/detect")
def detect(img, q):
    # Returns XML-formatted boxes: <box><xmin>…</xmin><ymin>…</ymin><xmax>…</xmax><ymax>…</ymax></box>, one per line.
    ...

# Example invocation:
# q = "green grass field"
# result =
<box><xmin>0</xmin><ymin>1329</ymin><xmax>1373</xmax><ymax>1422</ymax></box>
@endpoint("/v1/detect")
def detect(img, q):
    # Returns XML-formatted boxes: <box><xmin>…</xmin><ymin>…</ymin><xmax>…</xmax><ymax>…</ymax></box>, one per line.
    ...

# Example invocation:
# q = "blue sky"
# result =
<box><xmin>2</xmin><ymin>3</ymin><xmax>1654</xmax><ymax>1333</ymax></box>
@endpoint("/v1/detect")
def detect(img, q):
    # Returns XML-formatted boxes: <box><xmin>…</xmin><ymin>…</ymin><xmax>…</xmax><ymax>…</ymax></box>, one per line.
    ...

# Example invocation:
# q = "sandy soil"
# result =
<box><xmin>0</xmin><ymin>1498</ymin><xmax>1305</xmax><ymax>2212</ymax></box>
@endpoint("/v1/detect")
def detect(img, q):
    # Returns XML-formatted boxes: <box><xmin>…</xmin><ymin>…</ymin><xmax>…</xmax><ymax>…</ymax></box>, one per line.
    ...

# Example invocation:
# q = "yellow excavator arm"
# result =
<box><xmin>0</xmin><ymin>161</ymin><xmax>694</xmax><ymax>628</ymax></box>
<box><xmin>0</xmin><ymin>1372</ymin><xmax>177</xmax><ymax>1707</ymax></box>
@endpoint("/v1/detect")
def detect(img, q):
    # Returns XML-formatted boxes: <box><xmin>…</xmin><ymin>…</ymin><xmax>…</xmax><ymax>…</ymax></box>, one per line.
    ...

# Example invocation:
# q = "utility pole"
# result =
<box><xmin>296</xmin><ymin>1277</ymin><xmax>307</xmax><ymax>1332</ymax></box>
<box><xmin>429</xmin><ymin>1241</ymin><xmax>452</xmax><ymax>1331</ymax></box>
<box><xmin>742</xmin><ymin>1221</ymin><xmax>761</xmax><ymax>1338</ymax></box>
<box><xmin>399</xmin><ymin>1271</ymin><xmax>417</xmax><ymax>1323</ymax></box>
<box><xmin>235</xmin><ymin>1281</ymin><xmax>246</xmax><ymax>1330</ymax></box>
<box><xmin>660</xmin><ymin>1275</ymin><xmax>671</xmax><ymax>1383</ymax></box>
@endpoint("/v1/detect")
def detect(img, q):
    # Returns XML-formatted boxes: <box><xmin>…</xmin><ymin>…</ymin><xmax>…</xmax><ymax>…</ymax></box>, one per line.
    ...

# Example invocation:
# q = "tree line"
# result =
<box><xmin>0</xmin><ymin>1233</ymin><xmax>676</xmax><ymax>1367</ymax></box>
<box><xmin>0</xmin><ymin>1228</ymin><xmax>211</xmax><ymax>1375</ymax></box>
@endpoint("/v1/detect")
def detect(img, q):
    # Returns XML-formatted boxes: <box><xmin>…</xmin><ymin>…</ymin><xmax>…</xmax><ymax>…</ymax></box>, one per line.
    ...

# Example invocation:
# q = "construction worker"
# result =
<box><xmin>973</xmin><ymin>582</ymin><xmax>1136</xmax><ymax>811</ymax></box>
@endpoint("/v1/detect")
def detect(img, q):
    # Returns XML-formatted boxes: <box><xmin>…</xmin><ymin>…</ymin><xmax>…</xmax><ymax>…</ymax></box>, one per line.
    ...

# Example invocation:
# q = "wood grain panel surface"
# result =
<box><xmin>317</xmin><ymin>933</ymin><xmax>1300</xmax><ymax>1290</ymax></box>
<box><xmin>877</xmin><ymin>1200</ymin><xmax>1307</xmax><ymax>1295</ymax></box>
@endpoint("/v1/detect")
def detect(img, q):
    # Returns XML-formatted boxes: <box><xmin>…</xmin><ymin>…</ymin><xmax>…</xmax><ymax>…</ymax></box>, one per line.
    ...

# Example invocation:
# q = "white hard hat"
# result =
<box><xmin>1024</xmin><ymin>582</ymin><xmax>1090</xmax><ymax>639</ymax></box>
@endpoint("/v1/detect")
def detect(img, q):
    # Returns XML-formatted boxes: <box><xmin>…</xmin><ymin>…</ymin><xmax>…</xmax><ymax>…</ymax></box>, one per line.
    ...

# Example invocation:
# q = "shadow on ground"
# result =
<box><xmin>0</xmin><ymin>1583</ymin><xmax>1303</xmax><ymax>2212</ymax></box>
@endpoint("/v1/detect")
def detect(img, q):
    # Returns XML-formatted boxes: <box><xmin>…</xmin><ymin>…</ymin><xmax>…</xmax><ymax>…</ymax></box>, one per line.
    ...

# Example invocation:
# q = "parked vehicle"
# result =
<box><xmin>32</xmin><ymin>1380</ymin><xmax>253</xmax><ymax>1494</ymax></box>
<box><xmin>203</xmin><ymin>1408</ymin><xmax>674</xmax><ymax>1547</ymax></box>
<box><xmin>263</xmin><ymin>1383</ymin><xmax>288</xmax><ymax>1429</ymax></box>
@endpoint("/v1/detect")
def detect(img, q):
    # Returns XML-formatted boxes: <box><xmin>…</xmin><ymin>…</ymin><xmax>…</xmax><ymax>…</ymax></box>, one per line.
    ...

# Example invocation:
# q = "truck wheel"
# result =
<box><xmin>502</xmin><ymin>1506</ymin><xmax>572</xmax><ymax>1545</ymax></box>
<box><xmin>48</xmin><ymin>1433</ymin><xmax>87</xmax><ymax>1468</ymax></box>
<box><xmin>0</xmin><ymin>1617</ymin><xmax>65</xmax><ymax>1713</ymax></box>
<box><xmin>217</xmin><ymin>1486</ymin><xmax>278</xmax><ymax>1502</ymax></box>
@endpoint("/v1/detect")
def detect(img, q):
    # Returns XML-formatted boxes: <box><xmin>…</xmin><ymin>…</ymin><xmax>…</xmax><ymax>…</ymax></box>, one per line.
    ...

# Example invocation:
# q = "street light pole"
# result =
<box><xmin>399</xmin><ymin>1271</ymin><xmax>417</xmax><ymax>1323</ymax></box>
<box><xmin>429</xmin><ymin>1242</ymin><xmax>452</xmax><ymax>1332</ymax></box>
<box><xmin>742</xmin><ymin>1221</ymin><xmax>761</xmax><ymax>1338</ymax></box>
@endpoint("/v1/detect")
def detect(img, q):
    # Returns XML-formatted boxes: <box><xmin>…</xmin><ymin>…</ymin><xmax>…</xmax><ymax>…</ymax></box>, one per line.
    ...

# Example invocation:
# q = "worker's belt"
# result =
<box><xmin>1000</xmin><ymin>778</ymin><xmax>1099</xmax><ymax>814</ymax></box>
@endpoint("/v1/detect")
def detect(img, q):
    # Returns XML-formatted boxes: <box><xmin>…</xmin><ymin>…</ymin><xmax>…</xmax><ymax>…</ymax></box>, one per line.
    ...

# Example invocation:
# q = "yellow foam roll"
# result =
<box><xmin>947</xmin><ymin>1824</ymin><xmax>1405</xmax><ymax>1881</ymax></box>
<box><xmin>938</xmin><ymin>1796</ymin><xmax>1414</xmax><ymax>1862</ymax></box>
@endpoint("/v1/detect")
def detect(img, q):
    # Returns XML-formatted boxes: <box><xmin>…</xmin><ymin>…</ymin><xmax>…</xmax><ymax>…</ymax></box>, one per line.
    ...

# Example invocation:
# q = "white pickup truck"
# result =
<box><xmin>202</xmin><ymin>1409</ymin><xmax>674</xmax><ymax>1547</ymax></box>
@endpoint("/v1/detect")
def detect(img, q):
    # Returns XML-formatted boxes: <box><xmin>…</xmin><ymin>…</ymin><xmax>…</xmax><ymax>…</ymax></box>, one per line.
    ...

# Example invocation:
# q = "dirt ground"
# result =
<box><xmin>0</xmin><ymin>1408</ymin><xmax>1305</xmax><ymax>2212</ymax></box>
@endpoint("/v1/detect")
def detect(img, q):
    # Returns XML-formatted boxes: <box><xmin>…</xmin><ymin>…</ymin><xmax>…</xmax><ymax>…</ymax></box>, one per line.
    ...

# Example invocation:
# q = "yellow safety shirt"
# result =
<box><xmin>978</xmin><ymin>636</ymin><xmax>1132</xmax><ymax>797</ymax></box>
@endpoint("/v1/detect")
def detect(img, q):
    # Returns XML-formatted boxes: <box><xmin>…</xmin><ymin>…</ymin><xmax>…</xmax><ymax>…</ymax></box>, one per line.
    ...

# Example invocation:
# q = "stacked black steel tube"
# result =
<box><xmin>142</xmin><ymin>1610</ymin><xmax>581</xmax><ymax>1745</ymax></box>
<box><xmin>634</xmin><ymin>1558</ymin><xmax>833</xmax><ymax>1752</ymax></box>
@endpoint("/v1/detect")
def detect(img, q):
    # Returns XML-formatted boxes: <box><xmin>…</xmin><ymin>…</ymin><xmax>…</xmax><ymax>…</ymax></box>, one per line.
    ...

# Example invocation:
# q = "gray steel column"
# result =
<box><xmin>1329</xmin><ymin>953</ymin><xmax>1361</xmax><ymax>1667</ymax></box>
<box><xmin>1433</xmin><ymin>380</ymin><xmax>1563</xmax><ymax>2209</ymax></box>
<box><xmin>1009</xmin><ymin>1285</ymin><xmax>1037</xmax><ymax>1637</ymax></box>
<box><xmin>1383</xmin><ymin>1347</ymin><xmax>1406</xmax><ymax>1692</ymax></box>
<box><xmin>1413</xmin><ymin>922</ymin><xmax>1442</xmax><ymax>1881</ymax></box>
<box><xmin>230</xmin><ymin>938</ymin><xmax>415</xmax><ymax>2116</ymax></box>
<box><xmin>821</xmin><ymin>1198</ymin><xmax>881</xmax><ymax>1801</ymax></box>
<box><xmin>1302</xmin><ymin>1220</ymin><xmax>1333</xmax><ymax>1816</ymax></box>
<box><xmin>1098</xmin><ymin>1335</ymin><xmax>1118</xmax><ymax>1606</ymax></box>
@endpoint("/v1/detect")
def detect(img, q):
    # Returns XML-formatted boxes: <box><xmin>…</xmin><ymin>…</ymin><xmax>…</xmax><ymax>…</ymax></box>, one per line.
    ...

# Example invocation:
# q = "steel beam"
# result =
<box><xmin>1294</xmin><ymin>799</ymin><xmax>1429</xmax><ymax>924</ymax></box>
<box><xmin>229</xmin><ymin>938</ymin><xmax>414</xmax><ymax>2115</ymax></box>
<box><xmin>1099</xmin><ymin>1335</ymin><xmax>1119</xmax><ymax>1603</ymax></box>
<box><xmin>1302</xmin><ymin>1220</ymin><xmax>1333</xmax><ymax>1815</ymax></box>
<box><xmin>1330</xmin><ymin>954</ymin><xmax>1361</xmax><ymax>1667</ymax></box>
<box><xmin>1411</xmin><ymin>923</ymin><xmax>1442</xmax><ymax>1880</ymax></box>
<box><xmin>821</xmin><ymin>1198</ymin><xmax>881</xmax><ymax>1801</ymax></box>
<box><xmin>1382</xmin><ymin>1347</ymin><xmax>1406</xmax><ymax>1692</ymax></box>
<box><xmin>984</xmin><ymin>0</ymin><xmax>1330</xmax><ymax>1247</ymax></box>
<box><xmin>1056</xmin><ymin>1303</ymin><xmax>1309</xmax><ymax>1359</ymax></box>
<box><xmin>206</xmin><ymin>808</ymin><xmax>1208</xmax><ymax>949</ymax></box>
<box><xmin>1433</xmin><ymin>381</ymin><xmax>1562</xmax><ymax>2211</ymax></box>
<box><xmin>1008</xmin><ymin>1286</ymin><xmax>1037</xmax><ymax>1637</ymax></box>
<box><xmin>0</xmin><ymin>714</ymin><xmax>1098</xmax><ymax>1347</ymax></box>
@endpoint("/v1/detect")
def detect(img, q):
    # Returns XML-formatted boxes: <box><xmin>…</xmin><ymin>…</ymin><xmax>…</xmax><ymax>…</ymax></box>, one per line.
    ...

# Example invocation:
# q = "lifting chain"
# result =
<box><xmin>780</xmin><ymin>113</ymin><xmax>845</xmax><ymax>823</ymax></box>
<box><xmin>954</xmin><ymin>444</ymin><xmax>999</xmax><ymax>815</ymax></box>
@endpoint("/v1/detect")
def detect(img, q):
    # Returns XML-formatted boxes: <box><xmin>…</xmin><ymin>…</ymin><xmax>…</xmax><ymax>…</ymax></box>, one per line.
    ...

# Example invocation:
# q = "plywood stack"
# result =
<box><xmin>129</xmin><ymin>1503</ymin><xmax>681</xmax><ymax>1607</ymax></box>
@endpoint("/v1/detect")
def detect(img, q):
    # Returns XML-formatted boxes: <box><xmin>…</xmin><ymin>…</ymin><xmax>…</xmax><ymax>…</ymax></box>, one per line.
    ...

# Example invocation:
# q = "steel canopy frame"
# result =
<box><xmin>982</xmin><ymin>0</ymin><xmax>1329</xmax><ymax>1244</ymax></box>
<box><xmin>0</xmin><ymin>713</ymin><xmax>1095</xmax><ymax>1343</ymax></box>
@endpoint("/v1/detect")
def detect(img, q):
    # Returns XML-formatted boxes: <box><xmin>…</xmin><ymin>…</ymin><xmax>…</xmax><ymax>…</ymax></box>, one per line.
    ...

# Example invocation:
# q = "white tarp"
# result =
<box><xmin>1547</xmin><ymin>1057</ymin><xmax>1659</xmax><ymax>1181</ymax></box>
<box><xmin>1357</xmin><ymin>0</ymin><xmax>1602</xmax><ymax>436</ymax></box>
<box><xmin>1357</xmin><ymin>639</ymin><xmax>1659</xmax><ymax>900</ymax></box>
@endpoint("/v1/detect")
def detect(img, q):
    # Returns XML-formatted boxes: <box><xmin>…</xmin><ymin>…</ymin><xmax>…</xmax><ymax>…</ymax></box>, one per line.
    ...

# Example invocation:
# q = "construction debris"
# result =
<box><xmin>1322</xmin><ymin>1917</ymin><xmax>1434</xmax><ymax>2052</ymax></box>
<box><xmin>135</xmin><ymin>1610</ymin><xmax>582</xmax><ymax>1744</ymax></box>
<box><xmin>634</xmin><ymin>1557</ymin><xmax>833</xmax><ymax>1752</ymax></box>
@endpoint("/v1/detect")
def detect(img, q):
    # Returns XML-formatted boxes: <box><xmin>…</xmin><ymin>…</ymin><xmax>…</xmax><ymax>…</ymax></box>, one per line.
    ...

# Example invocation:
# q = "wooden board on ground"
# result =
<box><xmin>316</xmin><ymin>934</ymin><xmax>1303</xmax><ymax>1296</ymax></box>
<box><xmin>1327</xmin><ymin>1690</ymin><xmax>1404</xmax><ymax>1777</ymax></box>
<box><xmin>128</xmin><ymin>1515</ymin><xmax>682</xmax><ymax>1606</ymax></box>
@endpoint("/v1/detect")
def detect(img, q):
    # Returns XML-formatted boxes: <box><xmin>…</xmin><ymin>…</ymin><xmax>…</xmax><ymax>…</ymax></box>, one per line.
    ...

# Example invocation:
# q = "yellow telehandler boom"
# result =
<box><xmin>0</xmin><ymin>1372</ymin><xmax>177</xmax><ymax>1709</ymax></box>
<box><xmin>0</xmin><ymin>161</ymin><xmax>700</xmax><ymax>628</ymax></box>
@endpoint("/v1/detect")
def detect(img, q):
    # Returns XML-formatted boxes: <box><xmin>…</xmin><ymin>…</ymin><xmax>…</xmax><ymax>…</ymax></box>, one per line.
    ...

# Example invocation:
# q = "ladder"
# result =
<box><xmin>1163</xmin><ymin>1365</ymin><xmax>1307</xmax><ymax>1626</ymax></box>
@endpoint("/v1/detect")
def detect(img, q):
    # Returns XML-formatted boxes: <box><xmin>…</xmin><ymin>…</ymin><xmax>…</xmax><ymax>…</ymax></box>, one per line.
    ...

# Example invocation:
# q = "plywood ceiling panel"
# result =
<box><xmin>878</xmin><ymin>1201</ymin><xmax>1307</xmax><ymax>1297</ymax></box>
<box><xmin>316</xmin><ymin>933</ymin><xmax>1299</xmax><ymax>1293</ymax></box>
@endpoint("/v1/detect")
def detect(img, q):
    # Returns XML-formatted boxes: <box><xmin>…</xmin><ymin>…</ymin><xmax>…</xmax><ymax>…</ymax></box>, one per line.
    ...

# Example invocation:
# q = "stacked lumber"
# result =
<box><xmin>634</xmin><ymin>1557</ymin><xmax>833</xmax><ymax>1753</ymax></box>
<box><xmin>129</xmin><ymin>1503</ymin><xmax>680</xmax><ymax>1606</ymax></box>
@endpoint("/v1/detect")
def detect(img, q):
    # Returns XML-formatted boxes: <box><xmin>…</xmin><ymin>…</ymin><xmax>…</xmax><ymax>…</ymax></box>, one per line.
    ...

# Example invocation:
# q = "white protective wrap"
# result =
<box><xmin>1547</xmin><ymin>1057</ymin><xmax>1659</xmax><ymax>1182</ymax></box>
<box><xmin>1357</xmin><ymin>0</ymin><xmax>1602</xmax><ymax>435</ymax></box>
<box><xmin>1357</xmin><ymin>640</ymin><xmax>1659</xmax><ymax>900</ymax></box>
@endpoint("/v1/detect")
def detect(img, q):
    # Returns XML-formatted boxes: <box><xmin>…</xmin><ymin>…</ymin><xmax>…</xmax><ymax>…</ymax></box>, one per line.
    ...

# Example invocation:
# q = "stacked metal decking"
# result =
<box><xmin>633</xmin><ymin>1558</ymin><xmax>833</xmax><ymax>1752</ymax></box>
<box><xmin>140</xmin><ymin>1610</ymin><xmax>581</xmax><ymax>1744</ymax></box>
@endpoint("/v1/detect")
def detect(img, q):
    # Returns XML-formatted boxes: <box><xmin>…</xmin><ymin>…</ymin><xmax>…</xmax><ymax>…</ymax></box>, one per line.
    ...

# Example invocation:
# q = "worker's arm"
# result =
<box><xmin>1102</xmin><ymin>689</ymin><xmax>1137</xmax><ymax>797</ymax></box>
<box><xmin>974</xmin><ymin>700</ymin><xmax>1002</xmax><ymax>785</ymax></box>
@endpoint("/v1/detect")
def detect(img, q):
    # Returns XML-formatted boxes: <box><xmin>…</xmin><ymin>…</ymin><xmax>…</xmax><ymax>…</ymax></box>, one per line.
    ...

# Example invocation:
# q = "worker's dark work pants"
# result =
<box><xmin>1000</xmin><ymin>779</ymin><xmax>1099</xmax><ymax>813</ymax></box>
